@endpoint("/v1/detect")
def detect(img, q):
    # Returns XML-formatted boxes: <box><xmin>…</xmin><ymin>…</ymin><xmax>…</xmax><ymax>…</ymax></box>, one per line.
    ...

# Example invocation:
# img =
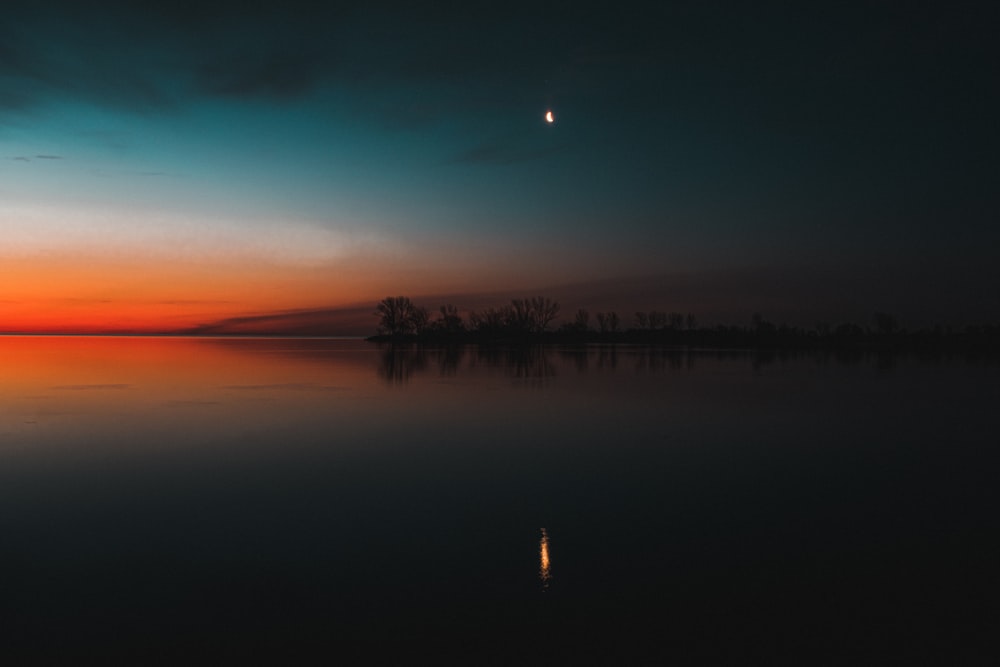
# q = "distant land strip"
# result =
<box><xmin>367</xmin><ymin>296</ymin><xmax>1000</xmax><ymax>352</ymax></box>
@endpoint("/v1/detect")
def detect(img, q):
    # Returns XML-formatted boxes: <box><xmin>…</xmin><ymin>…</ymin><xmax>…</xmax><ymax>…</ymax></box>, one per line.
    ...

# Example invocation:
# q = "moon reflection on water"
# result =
<box><xmin>539</xmin><ymin>528</ymin><xmax>551</xmax><ymax>589</ymax></box>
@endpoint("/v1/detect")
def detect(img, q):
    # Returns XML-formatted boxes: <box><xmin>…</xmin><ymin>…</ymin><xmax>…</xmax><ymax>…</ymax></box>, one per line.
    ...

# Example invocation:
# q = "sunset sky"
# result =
<box><xmin>2</xmin><ymin>1</ymin><xmax>997</xmax><ymax>334</ymax></box>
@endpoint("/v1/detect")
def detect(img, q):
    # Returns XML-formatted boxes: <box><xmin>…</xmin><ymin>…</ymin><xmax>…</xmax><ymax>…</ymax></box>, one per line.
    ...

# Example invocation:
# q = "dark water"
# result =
<box><xmin>1</xmin><ymin>337</ymin><xmax>997</xmax><ymax>663</ymax></box>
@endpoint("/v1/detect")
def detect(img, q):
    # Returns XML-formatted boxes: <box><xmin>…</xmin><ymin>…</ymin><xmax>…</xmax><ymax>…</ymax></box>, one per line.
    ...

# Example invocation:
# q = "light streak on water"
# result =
<box><xmin>539</xmin><ymin>527</ymin><xmax>551</xmax><ymax>589</ymax></box>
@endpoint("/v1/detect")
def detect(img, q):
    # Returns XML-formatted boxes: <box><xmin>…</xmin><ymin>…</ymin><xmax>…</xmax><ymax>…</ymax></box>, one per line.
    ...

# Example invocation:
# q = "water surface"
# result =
<box><xmin>1</xmin><ymin>337</ymin><xmax>996</xmax><ymax>663</ymax></box>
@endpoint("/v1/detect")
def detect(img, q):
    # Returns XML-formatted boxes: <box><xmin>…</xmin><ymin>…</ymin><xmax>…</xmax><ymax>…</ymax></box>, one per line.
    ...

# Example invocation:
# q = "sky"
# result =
<box><xmin>2</xmin><ymin>0</ymin><xmax>998</xmax><ymax>334</ymax></box>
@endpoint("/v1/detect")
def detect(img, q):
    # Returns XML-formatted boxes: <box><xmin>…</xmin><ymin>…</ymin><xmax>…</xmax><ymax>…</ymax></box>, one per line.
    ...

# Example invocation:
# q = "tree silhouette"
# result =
<box><xmin>469</xmin><ymin>305</ymin><xmax>511</xmax><ymax>333</ymax></box>
<box><xmin>375</xmin><ymin>296</ymin><xmax>423</xmax><ymax>336</ymax></box>
<box><xmin>467</xmin><ymin>297</ymin><xmax>560</xmax><ymax>335</ymax></box>
<box><xmin>873</xmin><ymin>312</ymin><xmax>898</xmax><ymax>336</ymax></box>
<box><xmin>434</xmin><ymin>304</ymin><xmax>464</xmax><ymax>334</ymax></box>
<box><xmin>411</xmin><ymin>306</ymin><xmax>429</xmax><ymax>334</ymax></box>
<box><xmin>367</xmin><ymin>295</ymin><xmax>1000</xmax><ymax>354</ymax></box>
<box><xmin>509</xmin><ymin>299</ymin><xmax>534</xmax><ymax>333</ymax></box>
<box><xmin>751</xmin><ymin>312</ymin><xmax>776</xmax><ymax>335</ymax></box>
<box><xmin>510</xmin><ymin>297</ymin><xmax>560</xmax><ymax>334</ymax></box>
<box><xmin>648</xmin><ymin>311</ymin><xmax>667</xmax><ymax>330</ymax></box>
<box><xmin>532</xmin><ymin>297</ymin><xmax>560</xmax><ymax>333</ymax></box>
<box><xmin>377</xmin><ymin>344</ymin><xmax>427</xmax><ymax>383</ymax></box>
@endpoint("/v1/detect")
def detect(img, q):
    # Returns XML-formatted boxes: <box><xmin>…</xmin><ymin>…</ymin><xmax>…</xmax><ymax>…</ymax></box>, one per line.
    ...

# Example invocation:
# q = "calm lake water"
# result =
<box><xmin>1</xmin><ymin>337</ymin><xmax>997</xmax><ymax>663</ymax></box>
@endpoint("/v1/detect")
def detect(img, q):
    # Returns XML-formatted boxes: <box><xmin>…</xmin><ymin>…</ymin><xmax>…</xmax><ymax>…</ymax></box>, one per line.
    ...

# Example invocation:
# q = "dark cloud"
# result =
<box><xmin>165</xmin><ymin>400</ymin><xmax>221</xmax><ymax>407</ymax></box>
<box><xmin>35</xmin><ymin>154</ymin><xmax>62</xmax><ymax>159</ymax></box>
<box><xmin>0</xmin><ymin>0</ymin><xmax>678</xmax><ymax>122</ymax></box>
<box><xmin>0</xmin><ymin>8</ymin><xmax>174</xmax><ymax>114</ymax></box>
<box><xmin>1</xmin><ymin>2</ymin><xmax>995</xmax><ymax>116</ymax></box>
<box><xmin>196</xmin><ymin>48</ymin><xmax>328</xmax><ymax>100</ymax></box>
<box><xmin>449</xmin><ymin>141</ymin><xmax>569</xmax><ymax>166</ymax></box>
<box><xmin>0</xmin><ymin>3</ymin><xmax>334</xmax><ymax>114</ymax></box>
<box><xmin>180</xmin><ymin>305</ymin><xmax>374</xmax><ymax>336</ymax></box>
<box><xmin>6</xmin><ymin>0</ymin><xmax>988</xmax><ymax>150</ymax></box>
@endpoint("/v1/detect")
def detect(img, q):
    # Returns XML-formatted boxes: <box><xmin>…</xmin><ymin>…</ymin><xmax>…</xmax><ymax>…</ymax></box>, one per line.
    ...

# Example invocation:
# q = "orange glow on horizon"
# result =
<box><xmin>0</xmin><ymin>254</ymin><xmax>372</xmax><ymax>333</ymax></box>
<box><xmin>0</xmin><ymin>234</ymin><xmax>632</xmax><ymax>333</ymax></box>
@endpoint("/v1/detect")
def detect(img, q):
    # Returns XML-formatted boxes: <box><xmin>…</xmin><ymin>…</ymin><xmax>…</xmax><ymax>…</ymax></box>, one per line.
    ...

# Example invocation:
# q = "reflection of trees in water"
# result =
<box><xmin>816</xmin><ymin>348</ymin><xmax>866</xmax><ymax>366</ymax></box>
<box><xmin>875</xmin><ymin>351</ymin><xmax>897</xmax><ymax>372</ymax></box>
<box><xmin>473</xmin><ymin>345</ymin><xmax>556</xmax><ymax>382</ymax></box>
<box><xmin>435</xmin><ymin>345</ymin><xmax>464</xmax><ymax>376</ymax></box>
<box><xmin>597</xmin><ymin>345</ymin><xmax>618</xmax><ymax>370</ymax></box>
<box><xmin>377</xmin><ymin>345</ymin><xmax>467</xmax><ymax>382</ymax></box>
<box><xmin>378</xmin><ymin>344</ymin><xmax>556</xmax><ymax>383</ymax></box>
<box><xmin>377</xmin><ymin>344</ymin><xmax>927</xmax><ymax>382</ymax></box>
<box><xmin>751</xmin><ymin>349</ymin><xmax>778</xmax><ymax>373</ymax></box>
<box><xmin>377</xmin><ymin>345</ymin><xmax>428</xmax><ymax>384</ymax></box>
<box><xmin>750</xmin><ymin>347</ymin><xmax>904</xmax><ymax>372</ymax></box>
<box><xmin>558</xmin><ymin>347</ymin><xmax>589</xmax><ymax>373</ymax></box>
<box><xmin>632</xmin><ymin>348</ymin><xmax>690</xmax><ymax>373</ymax></box>
<box><xmin>563</xmin><ymin>346</ymin><xmax>701</xmax><ymax>374</ymax></box>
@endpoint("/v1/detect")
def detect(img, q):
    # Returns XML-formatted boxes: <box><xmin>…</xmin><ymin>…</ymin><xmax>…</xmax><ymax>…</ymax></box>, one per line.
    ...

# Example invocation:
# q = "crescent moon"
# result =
<box><xmin>545</xmin><ymin>110</ymin><xmax>554</xmax><ymax>124</ymax></box>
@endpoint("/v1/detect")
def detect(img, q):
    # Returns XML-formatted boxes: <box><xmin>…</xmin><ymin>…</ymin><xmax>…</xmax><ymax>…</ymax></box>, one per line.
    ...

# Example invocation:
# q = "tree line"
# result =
<box><xmin>371</xmin><ymin>296</ymin><xmax>1000</xmax><ymax>352</ymax></box>
<box><xmin>375</xmin><ymin>295</ymin><xmax>706</xmax><ymax>338</ymax></box>
<box><xmin>375</xmin><ymin>296</ymin><xmax>562</xmax><ymax>337</ymax></box>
